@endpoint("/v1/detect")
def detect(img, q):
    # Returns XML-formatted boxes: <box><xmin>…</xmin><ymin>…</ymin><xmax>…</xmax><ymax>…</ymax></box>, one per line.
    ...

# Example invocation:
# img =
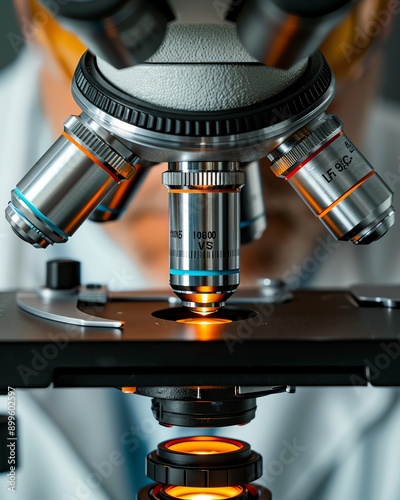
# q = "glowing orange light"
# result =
<box><xmin>122</xmin><ymin>387</ymin><xmax>136</xmax><ymax>394</ymax></box>
<box><xmin>166</xmin><ymin>436</ymin><xmax>242</xmax><ymax>455</ymax></box>
<box><xmin>177</xmin><ymin>318</ymin><xmax>232</xmax><ymax>325</ymax></box>
<box><xmin>191</xmin><ymin>308</ymin><xmax>219</xmax><ymax>316</ymax></box>
<box><xmin>163</xmin><ymin>486</ymin><xmax>243</xmax><ymax>500</ymax></box>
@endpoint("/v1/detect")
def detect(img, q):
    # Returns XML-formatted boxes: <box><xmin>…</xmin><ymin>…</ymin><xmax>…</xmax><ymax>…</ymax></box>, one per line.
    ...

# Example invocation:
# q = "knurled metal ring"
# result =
<box><xmin>269</xmin><ymin>115</ymin><xmax>342</xmax><ymax>177</ymax></box>
<box><xmin>64</xmin><ymin>116</ymin><xmax>137</xmax><ymax>180</ymax></box>
<box><xmin>162</xmin><ymin>170</ymin><xmax>246</xmax><ymax>188</ymax></box>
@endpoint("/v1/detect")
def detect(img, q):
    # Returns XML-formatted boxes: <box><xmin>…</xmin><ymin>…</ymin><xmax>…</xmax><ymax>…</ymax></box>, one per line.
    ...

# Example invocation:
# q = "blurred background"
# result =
<box><xmin>0</xmin><ymin>0</ymin><xmax>400</xmax><ymax>100</ymax></box>
<box><xmin>0</xmin><ymin>1</ymin><xmax>22</xmax><ymax>69</ymax></box>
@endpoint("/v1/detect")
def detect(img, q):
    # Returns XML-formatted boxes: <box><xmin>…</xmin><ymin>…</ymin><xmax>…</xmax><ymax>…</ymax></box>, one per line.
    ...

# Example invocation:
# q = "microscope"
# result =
<box><xmin>2</xmin><ymin>0</ymin><xmax>400</xmax><ymax>498</ymax></box>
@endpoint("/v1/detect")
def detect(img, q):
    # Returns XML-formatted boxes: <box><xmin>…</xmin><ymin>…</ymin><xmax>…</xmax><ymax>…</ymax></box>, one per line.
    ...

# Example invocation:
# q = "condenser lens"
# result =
<box><xmin>166</xmin><ymin>437</ymin><xmax>242</xmax><ymax>455</ymax></box>
<box><xmin>147</xmin><ymin>436</ymin><xmax>261</xmax><ymax>486</ymax></box>
<box><xmin>163</xmin><ymin>486</ymin><xmax>244</xmax><ymax>500</ymax></box>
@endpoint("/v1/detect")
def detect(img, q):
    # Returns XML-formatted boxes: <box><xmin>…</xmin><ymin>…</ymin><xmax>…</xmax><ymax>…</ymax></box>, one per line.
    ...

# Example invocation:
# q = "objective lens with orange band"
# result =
<box><xmin>269</xmin><ymin>113</ymin><xmax>394</xmax><ymax>244</ymax></box>
<box><xmin>6</xmin><ymin>114</ymin><xmax>138</xmax><ymax>248</ymax></box>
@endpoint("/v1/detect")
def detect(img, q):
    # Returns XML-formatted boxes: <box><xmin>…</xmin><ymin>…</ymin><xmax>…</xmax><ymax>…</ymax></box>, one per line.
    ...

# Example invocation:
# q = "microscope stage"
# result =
<box><xmin>0</xmin><ymin>289</ymin><xmax>399</xmax><ymax>389</ymax></box>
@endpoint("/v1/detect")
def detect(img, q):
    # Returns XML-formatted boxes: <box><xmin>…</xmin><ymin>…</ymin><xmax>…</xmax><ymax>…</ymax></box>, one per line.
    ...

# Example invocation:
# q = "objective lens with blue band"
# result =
<box><xmin>7</xmin><ymin>202</ymin><xmax>51</xmax><ymax>247</ymax></box>
<box><xmin>14</xmin><ymin>188</ymin><xmax>70</xmax><ymax>241</ymax></box>
<box><xmin>5</xmin><ymin>114</ymin><xmax>137</xmax><ymax>249</ymax></box>
<box><xmin>163</xmin><ymin>161</ymin><xmax>244</xmax><ymax>314</ymax></box>
<box><xmin>170</xmin><ymin>269</ymin><xmax>239</xmax><ymax>277</ymax></box>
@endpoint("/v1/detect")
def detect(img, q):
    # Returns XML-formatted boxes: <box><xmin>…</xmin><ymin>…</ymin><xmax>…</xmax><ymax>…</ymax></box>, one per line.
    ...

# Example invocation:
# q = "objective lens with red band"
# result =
<box><xmin>269</xmin><ymin>113</ymin><xmax>395</xmax><ymax>245</ymax></box>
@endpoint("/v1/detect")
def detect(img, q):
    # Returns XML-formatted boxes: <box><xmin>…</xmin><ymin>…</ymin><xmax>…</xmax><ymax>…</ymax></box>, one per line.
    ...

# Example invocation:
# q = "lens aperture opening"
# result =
<box><xmin>162</xmin><ymin>485</ymin><xmax>244</xmax><ymax>500</ymax></box>
<box><xmin>158</xmin><ymin>437</ymin><xmax>251</xmax><ymax>466</ymax></box>
<box><xmin>165</xmin><ymin>437</ymin><xmax>243</xmax><ymax>455</ymax></box>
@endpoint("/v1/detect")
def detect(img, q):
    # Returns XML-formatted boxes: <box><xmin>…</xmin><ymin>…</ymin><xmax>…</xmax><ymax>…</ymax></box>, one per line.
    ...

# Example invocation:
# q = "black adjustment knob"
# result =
<box><xmin>46</xmin><ymin>260</ymin><xmax>81</xmax><ymax>290</ymax></box>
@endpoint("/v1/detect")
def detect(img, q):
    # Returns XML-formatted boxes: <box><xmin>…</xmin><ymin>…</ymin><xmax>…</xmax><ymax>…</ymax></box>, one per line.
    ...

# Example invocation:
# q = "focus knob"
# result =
<box><xmin>46</xmin><ymin>260</ymin><xmax>81</xmax><ymax>290</ymax></box>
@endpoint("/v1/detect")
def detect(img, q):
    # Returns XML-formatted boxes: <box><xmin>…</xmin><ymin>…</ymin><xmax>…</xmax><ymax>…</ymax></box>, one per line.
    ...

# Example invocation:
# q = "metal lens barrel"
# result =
<box><xmin>163</xmin><ymin>162</ymin><xmax>245</xmax><ymax>314</ymax></box>
<box><xmin>89</xmin><ymin>162</ymin><xmax>150</xmax><ymax>222</ymax></box>
<box><xmin>6</xmin><ymin>114</ymin><xmax>138</xmax><ymax>248</ymax></box>
<box><xmin>240</xmin><ymin>161</ymin><xmax>267</xmax><ymax>244</ymax></box>
<box><xmin>268</xmin><ymin>113</ymin><xmax>395</xmax><ymax>244</ymax></box>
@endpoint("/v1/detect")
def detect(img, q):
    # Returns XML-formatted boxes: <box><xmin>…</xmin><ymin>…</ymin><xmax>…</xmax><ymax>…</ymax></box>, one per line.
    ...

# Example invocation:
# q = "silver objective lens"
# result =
<box><xmin>163</xmin><ymin>162</ymin><xmax>245</xmax><ymax>314</ymax></box>
<box><xmin>268</xmin><ymin>113</ymin><xmax>395</xmax><ymax>244</ymax></box>
<box><xmin>6</xmin><ymin>114</ymin><xmax>138</xmax><ymax>248</ymax></box>
<box><xmin>240</xmin><ymin>161</ymin><xmax>267</xmax><ymax>244</ymax></box>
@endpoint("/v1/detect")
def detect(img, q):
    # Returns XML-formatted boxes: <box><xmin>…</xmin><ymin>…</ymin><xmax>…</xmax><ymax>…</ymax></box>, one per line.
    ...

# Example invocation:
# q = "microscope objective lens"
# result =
<box><xmin>163</xmin><ymin>162</ymin><xmax>245</xmax><ymax>313</ymax></box>
<box><xmin>269</xmin><ymin>113</ymin><xmax>395</xmax><ymax>244</ymax></box>
<box><xmin>5</xmin><ymin>114</ymin><xmax>138</xmax><ymax>248</ymax></box>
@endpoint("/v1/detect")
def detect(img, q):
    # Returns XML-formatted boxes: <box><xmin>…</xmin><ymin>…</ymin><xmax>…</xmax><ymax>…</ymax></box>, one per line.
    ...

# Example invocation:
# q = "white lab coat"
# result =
<box><xmin>1</xmin><ymin>50</ymin><xmax>400</xmax><ymax>500</ymax></box>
